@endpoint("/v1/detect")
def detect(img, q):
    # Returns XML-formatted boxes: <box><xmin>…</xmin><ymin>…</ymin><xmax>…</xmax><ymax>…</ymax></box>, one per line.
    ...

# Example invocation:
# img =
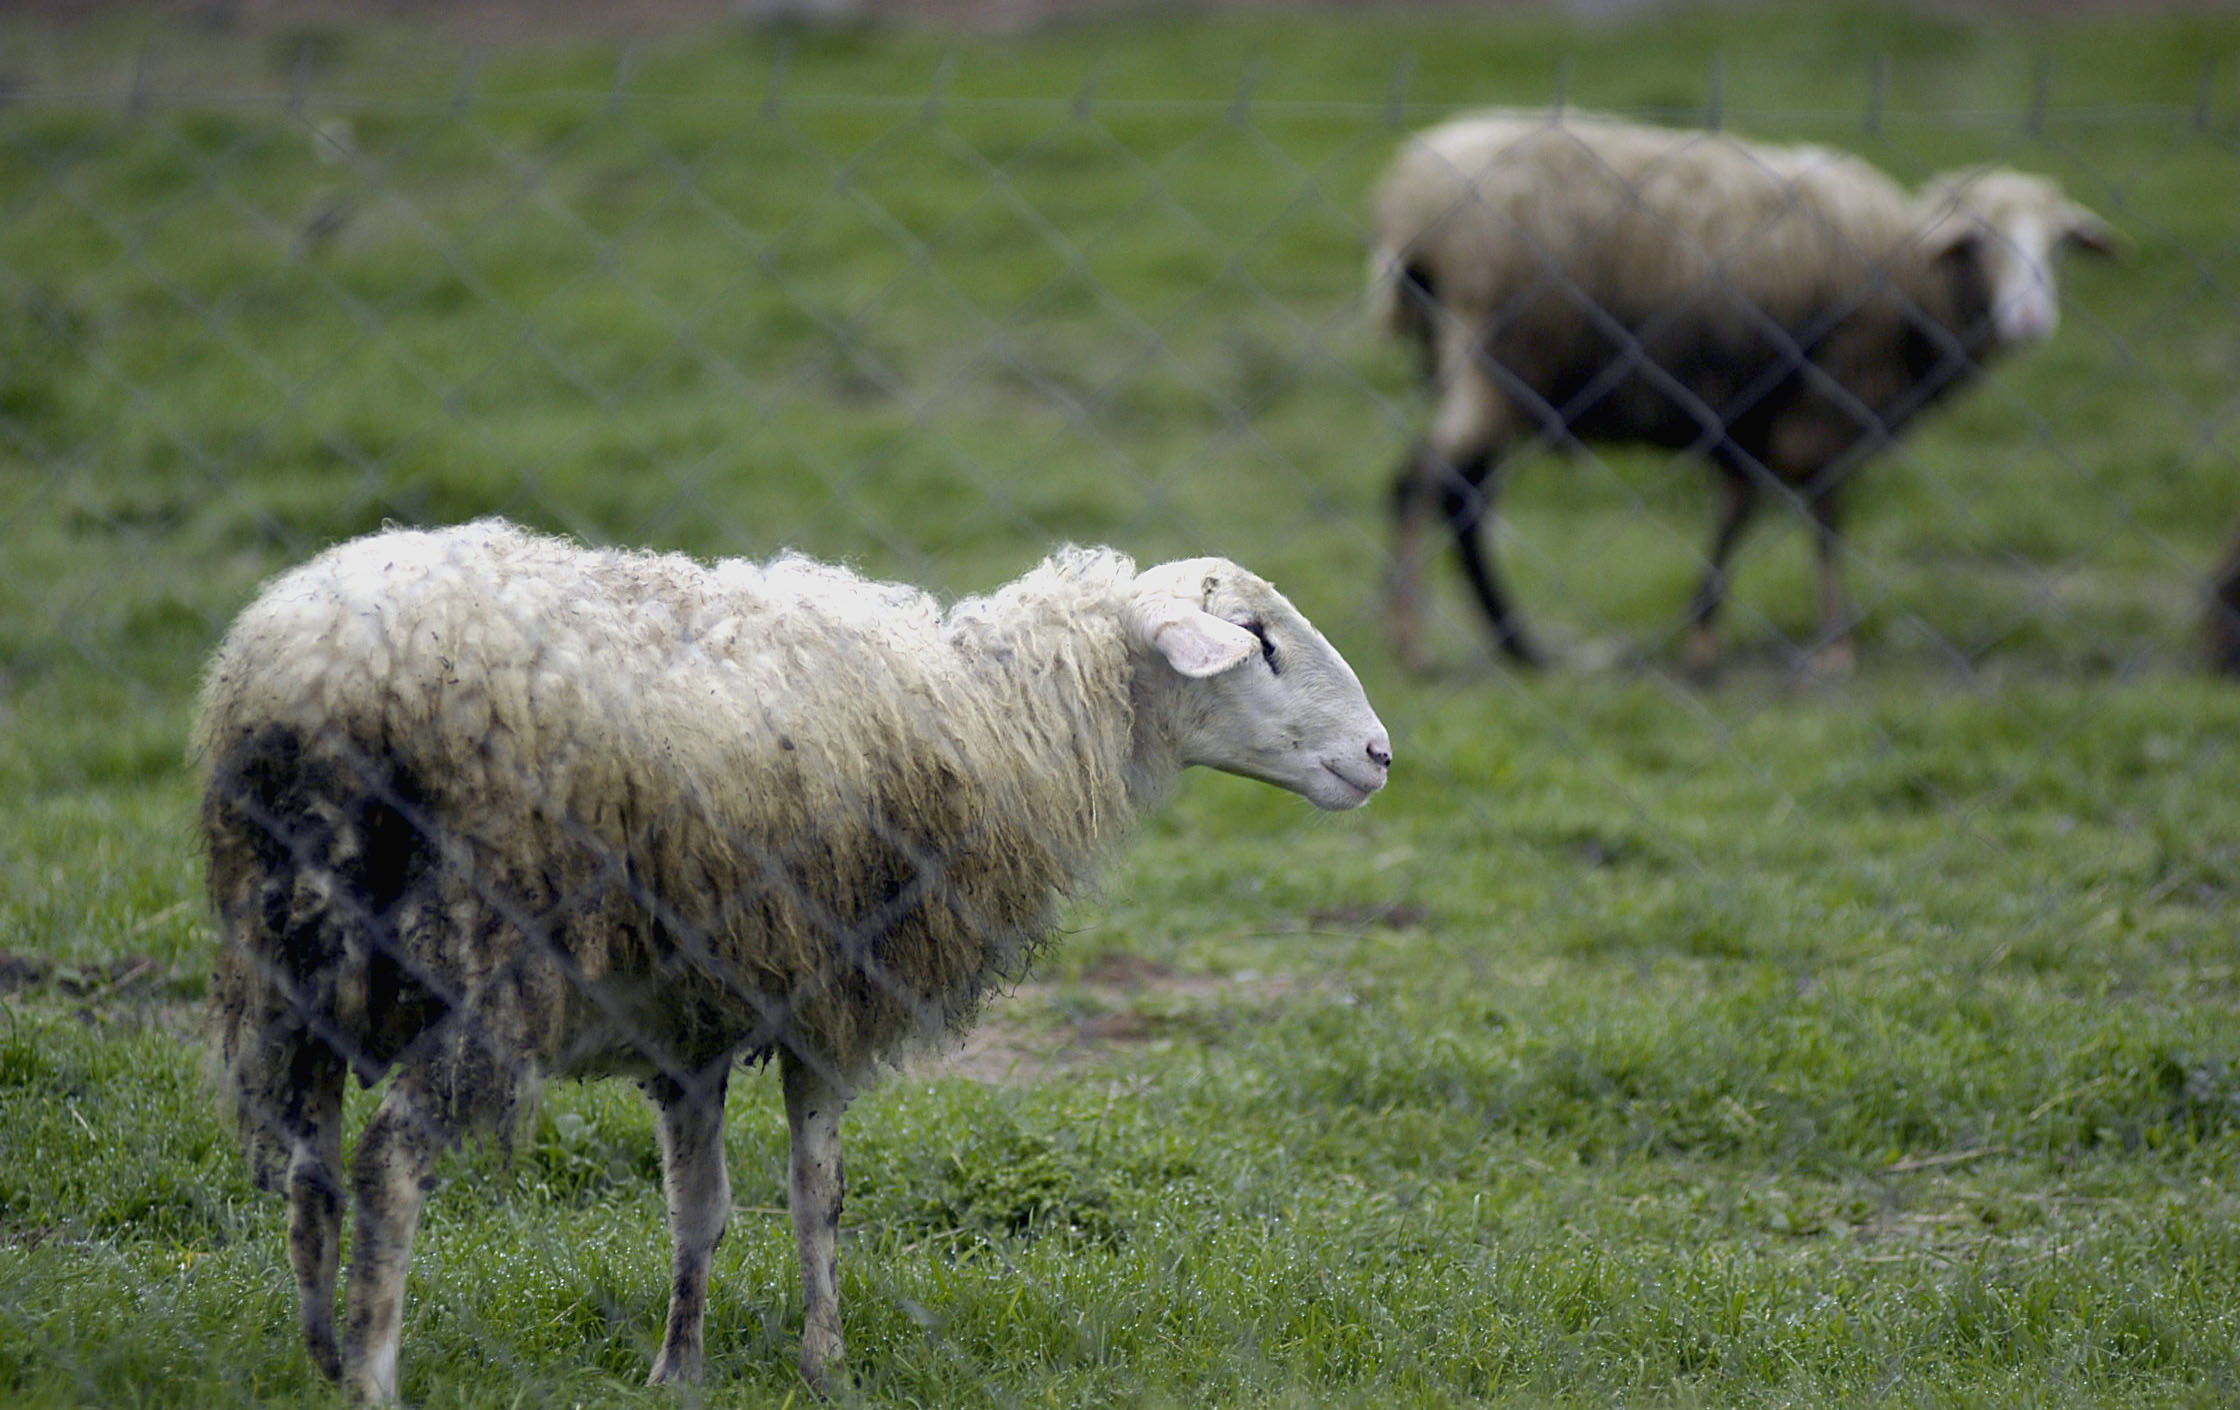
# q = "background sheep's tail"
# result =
<box><xmin>201</xmin><ymin>721</ymin><xmax>429</xmax><ymax>1190</ymax></box>
<box><xmin>1365</xmin><ymin>240</ymin><xmax>1442</xmax><ymax>386</ymax></box>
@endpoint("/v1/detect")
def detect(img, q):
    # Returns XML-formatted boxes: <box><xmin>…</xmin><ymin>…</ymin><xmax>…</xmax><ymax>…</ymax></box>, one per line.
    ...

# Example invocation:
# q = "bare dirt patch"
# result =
<box><xmin>0</xmin><ymin>949</ymin><xmax>52</xmax><ymax>995</ymax></box>
<box><xmin>918</xmin><ymin>950</ymin><xmax>1334</xmax><ymax>1086</ymax></box>
<box><xmin>1305</xmin><ymin>900</ymin><xmax>1429</xmax><ymax>931</ymax></box>
<box><xmin>0</xmin><ymin>948</ymin><xmax>173</xmax><ymax>1000</ymax></box>
<box><xmin>0</xmin><ymin>948</ymin><xmax>204</xmax><ymax>1041</ymax></box>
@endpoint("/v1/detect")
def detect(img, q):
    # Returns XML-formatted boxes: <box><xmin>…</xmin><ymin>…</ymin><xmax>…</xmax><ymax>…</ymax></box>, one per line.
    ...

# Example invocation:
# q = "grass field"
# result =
<box><xmin>6</xmin><ymin>3</ymin><xmax>2240</xmax><ymax>1405</ymax></box>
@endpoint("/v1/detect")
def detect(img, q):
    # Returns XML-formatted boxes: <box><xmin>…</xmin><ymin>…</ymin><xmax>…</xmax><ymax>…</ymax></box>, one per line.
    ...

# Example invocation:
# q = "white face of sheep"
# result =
<box><xmin>1129</xmin><ymin>558</ymin><xmax>1391</xmax><ymax>811</ymax></box>
<box><xmin>1922</xmin><ymin>168</ymin><xmax>2122</xmax><ymax>347</ymax></box>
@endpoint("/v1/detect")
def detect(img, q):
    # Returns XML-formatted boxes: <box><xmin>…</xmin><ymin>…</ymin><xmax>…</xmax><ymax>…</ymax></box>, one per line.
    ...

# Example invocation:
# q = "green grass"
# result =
<box><xmin>7</xmin><ymin>3</ymin><xmax>2240</xmax><ymax>1406</ymax></box>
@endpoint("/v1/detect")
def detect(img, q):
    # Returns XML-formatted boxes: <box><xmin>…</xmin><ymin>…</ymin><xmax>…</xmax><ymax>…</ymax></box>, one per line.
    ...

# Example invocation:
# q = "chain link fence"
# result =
<box><xmin>7</xmin><ymin>28</ymin><xmax>2240</xmax><ymax>1403</ymax></box>
<box><xmin>13</xmin><ymin>59</ymin><xmax>2236</xmax><ymax>656</ymax></box>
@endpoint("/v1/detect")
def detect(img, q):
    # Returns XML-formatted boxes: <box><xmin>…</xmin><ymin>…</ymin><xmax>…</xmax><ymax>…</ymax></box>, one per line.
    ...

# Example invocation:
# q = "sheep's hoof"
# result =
<box><xmin>305</xmin><ymin>1327</ymin><xmax>343</xmax><ymax>1384</ymax></box>
<box><xmin>1568</xmin><ymin>636</ymin><xmax>1628</xmax><ymax>675</ymax></box>
<box><xmin>1496</xmin><ymin>635</ymin><xmax>1546</xmax><ymax>671</ymax></box>
<box><xmin>799</xmin><ymin>1328</ymin><xmax>844</xmax><ymax>1396</ymax></box>
<box><xmin>798</xmin><ymin>1356</ymin><xmax>833</xmax><ymax>1397</ymax></box>
<box><xmin>647</xmin><ymin>1347</ymin><xmax>705</xmax><ymax>1387</ymax></box>
<box><xmin>1389</xmin><ymin>631</ymin><xmax>1435</xmax><ymax>677</ymax></box>
<box><xmin>1680</xmin><ymin>625</ymin><xmax>1724</xmax><ymax>681</ymax></box>
<box><xmin>1802</xmin><ymin>639</ymin><xmax>1856</xmax><ymax>683</ymax></box>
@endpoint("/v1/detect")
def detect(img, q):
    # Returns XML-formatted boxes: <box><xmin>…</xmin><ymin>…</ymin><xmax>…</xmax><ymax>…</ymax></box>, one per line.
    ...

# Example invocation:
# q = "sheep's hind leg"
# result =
<box><xmin>646</xmin><ymin>1060</ymin><xmax>734</xmax><ymax>1386</ymax></box>
<box><xmin>284</xmin><ymin>1047</ymin><xmax>347</xmax><ymax>1382</ymax></box>
<box><xmin>1387</xmin><ymin>442</ymin><xmax>1445</xmax><ymax>674</ymax></box>
<box><xmin>781</xmin><ymin>1049</ymin><xmax>850</xmax><ymax>1393</ymax></box>
<box><xmin>1394</xmin><ymin>328</ymin><xmax>1532</xmax><ymax>670</ymax></box>
<box><xmin>1441</xmin><ymin>453</ymin><xmax>1541</xmax><ymax>667</ymax></box>
<box><xmin>339</xmin><ymin>1085</ymin><xmax>449</xmax><ymax>1405</ymax></box>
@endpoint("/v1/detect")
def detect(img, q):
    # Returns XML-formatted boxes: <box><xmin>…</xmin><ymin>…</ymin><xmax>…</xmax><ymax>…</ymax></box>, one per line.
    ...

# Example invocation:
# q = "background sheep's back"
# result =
<box><xmin>11</xmin><ymin>6</ymin><xmax>2240</xmax><ymax>1408</ymax></box>
<box><xmin>1375</xmin><ymin>114</ymin><xmax>1932</xmax><ymax>323</ymax></box>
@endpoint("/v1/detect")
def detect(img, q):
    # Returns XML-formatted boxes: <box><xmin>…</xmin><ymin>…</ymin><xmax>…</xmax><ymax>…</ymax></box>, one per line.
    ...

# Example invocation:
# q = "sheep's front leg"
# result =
<box><xmin>1766</xmin><ymin>419</ymin><xmax>1859</xmax><ymax>676</ymax></box>
<box><xmin>1805</xmin><ymin>489</ymin><xmax>1856</xmax><ymax>677</ymax></box>
<box><xmin>780</xmin><ymin>1049</ymin><xmax>849</xmax><ymax>1392</ymax></box>
<box><xmin>646</xmin><ymin>1063</ymin><xmax>733</xmax><ymax>1386</ymax></box>
<box><xmin>1684</xmin><ymin>469</ymin><xmax>1763</xmax><ymax>674</ymax></box>
<box><xmin>339</xmin><ymin>1089</ymin><xmax>447</xmax><ymax>1405</ymax></box>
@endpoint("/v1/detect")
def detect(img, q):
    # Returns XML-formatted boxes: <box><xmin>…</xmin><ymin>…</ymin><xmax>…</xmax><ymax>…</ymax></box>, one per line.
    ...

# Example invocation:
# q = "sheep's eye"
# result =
<box><xmin>1242</xmin><ymin>619</ymin><xmax>1280</xmax><ymax>675</ymax></box>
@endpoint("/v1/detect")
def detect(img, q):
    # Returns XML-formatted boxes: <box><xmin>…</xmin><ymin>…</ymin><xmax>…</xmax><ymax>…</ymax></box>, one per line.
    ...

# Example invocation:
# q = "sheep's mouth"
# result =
<box><xmin>1320</xmin><ymin>759</ymin><xmax>1387</xmax><ymax>803</ymax></box>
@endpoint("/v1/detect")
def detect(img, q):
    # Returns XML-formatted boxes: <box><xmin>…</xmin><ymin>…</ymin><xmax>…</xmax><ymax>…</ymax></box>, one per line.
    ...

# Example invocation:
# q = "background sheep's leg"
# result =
<box><xmin>1387</xmin><ymin>441</ymin><xmax>1446</xmax><ymax>672</ymax></box>
<box><xmin>781</xmin><ymin>1049</ymin><xmax>849</xmax><ymax>1392</ymax></box>
<box><xmin>1684</xmin><ymin>469</ymin><xmax>1764</xmax><ymax>672</ymax></box>
<box><xmin>646</xmin><ymin>1062</ymin><xmax>733</xmax><ymax>1386</ymax></box>
<box><xmin>339</xmin><ymin>1087</ymin><xmax>447</xmax><ymax>1405</ymax></box>
<box><xmin>1806</xmin><ymin>488</ymin><xmax>1857</xmax><ymax>674</ymax></box>
<box><xmin>2210</xmin><ymin>532</ymin><xmax>2240</xmax><ymax>674</ymax></box>
<box><xmin>1440</xmin><ymin>450</ymin><xmax>1540</xmax><ymax>666</ymax></box>
<box><xmin>1385</xmin><ymin>279</ymin><xmax>1458</xmax><ymax>674</ymax></box>
<box><xmin>1392</xmin><ymin>327</ymin><xmax>1535</xmax><ymax>669</ymax></box>
<box><xmin>283</xmin><ymin>1046</ymin><xmax>347</xmax><ymax>1383</ymax></box>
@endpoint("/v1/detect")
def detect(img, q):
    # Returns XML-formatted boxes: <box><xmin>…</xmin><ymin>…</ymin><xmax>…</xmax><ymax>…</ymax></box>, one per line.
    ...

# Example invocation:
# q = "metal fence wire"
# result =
<box><xmin>7</xmin><ymin>48</ymin><xmax>2240</xmax><ymax>1403</ymax></box>
<box><xmin>16</xmin><ymin>75</ymin><xmax>2238</xmax><ymax>659</ymax></box>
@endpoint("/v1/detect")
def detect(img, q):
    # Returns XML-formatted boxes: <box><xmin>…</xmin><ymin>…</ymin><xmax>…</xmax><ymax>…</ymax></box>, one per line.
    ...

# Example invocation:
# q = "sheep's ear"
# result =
<box><xmin>1140</xmin><ymin>608</ymin><xmax>1257</xmax><ymax>678</ymax></box>
<box><xmin>1130</xmin><ymin>560</ymin><xmax>1259</xmax><ymax>677</ymax></box>
<box><xmin>1919</xmin><ymin>207</ymin><xmax>1982</xmax><ymax>265</ymax></box>
<box><xmin>2063</xmin><ymin>205</ymin><xmax>2126</xmax><ymax>260</ymax></box>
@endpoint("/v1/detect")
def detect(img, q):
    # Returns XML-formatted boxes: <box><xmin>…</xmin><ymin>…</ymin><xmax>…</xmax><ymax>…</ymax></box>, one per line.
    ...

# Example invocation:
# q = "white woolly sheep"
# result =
<box><xmin>1368</xmin><ymin>109</ymin><xmax>2121</xmax><ymax>671</ymax></box>
<box><xmin>195</xmin><ymin>518</ymin><xmax>1390</xmax><ymax>1402</ymax></box>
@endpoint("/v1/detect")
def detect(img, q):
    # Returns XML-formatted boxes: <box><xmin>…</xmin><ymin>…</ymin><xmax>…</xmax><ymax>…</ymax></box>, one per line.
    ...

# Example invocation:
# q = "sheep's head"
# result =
<box><xmin>1918</xmin><ymin>167</ymin><xmax>2123</xmax><ymax>346</ymax></box>
<box><xmin>1129</xmin><ymin>558</ymin><xmax>1391</xmax><ymax>811</ymax></box>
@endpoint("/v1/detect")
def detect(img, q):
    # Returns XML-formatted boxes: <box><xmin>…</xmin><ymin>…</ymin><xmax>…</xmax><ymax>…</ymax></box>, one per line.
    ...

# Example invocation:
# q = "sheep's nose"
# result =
<box><xmin>1367</xmin><ymin>740</ymin><xmax>1392</xmax><ymax>770</ymax></box>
